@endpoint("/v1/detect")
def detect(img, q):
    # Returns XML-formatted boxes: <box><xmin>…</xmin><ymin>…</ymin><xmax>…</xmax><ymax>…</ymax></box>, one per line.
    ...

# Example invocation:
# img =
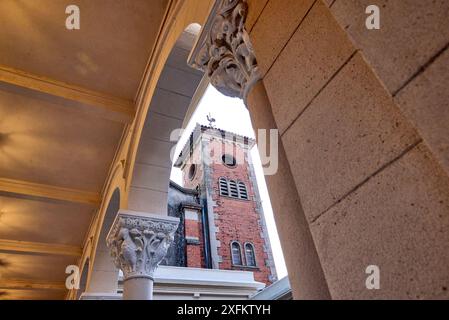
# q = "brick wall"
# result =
<box><xmin>180</xmin><ymin>132</ymin><xmax>275</xmax><ymax>284</ymax></box>
<box><xmin>184</xmin><ymin>210</ymin><xmax>205</xmax><ymax>268</ymax></box>
<box><xmin>207</xmin><ymin>138</ymin><xmax>274</xmax><ymax>284</ymax></box>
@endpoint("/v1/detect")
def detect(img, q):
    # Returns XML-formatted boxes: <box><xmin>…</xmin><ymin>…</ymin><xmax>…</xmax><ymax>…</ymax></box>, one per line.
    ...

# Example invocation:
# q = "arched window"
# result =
<box><xmin>219</xmin><ymin>177</ymin><xmax>229</xmax><ymax>196</ymax></box>
<box><xmin>222</xmin><ymin>154</ymin><xmax>237</xmax><ymax>168</ymax></box>
<box><xmin>238</xmin><ymin>181</ymin><xmax>248</xmax><ymax>200</ymax></box>
<box><xmin>231</xmin><ymin>241</ymin><xmax>242</xmax><ymax>265</ymax></box>
<box><xmin>228</xmin><ymin>180</ymin><xmax>239</xmax><ymax>198</ymax></box>
<box><xmin>188</xmin><ymin>164</ymin><xmax>196</xmax><ymax>180</ymax></box>
<box><xmin>244</xmin><ymin>243</ymin><xmax>256</xmax><ymax>267</ymax></box>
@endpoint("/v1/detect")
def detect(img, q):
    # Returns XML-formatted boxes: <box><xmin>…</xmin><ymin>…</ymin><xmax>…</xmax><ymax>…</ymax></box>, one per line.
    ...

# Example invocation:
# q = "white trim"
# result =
<box><xmin>250</xmin><ymin>276</ymin><xmax>291</xmax><ymax>300</ymax></box>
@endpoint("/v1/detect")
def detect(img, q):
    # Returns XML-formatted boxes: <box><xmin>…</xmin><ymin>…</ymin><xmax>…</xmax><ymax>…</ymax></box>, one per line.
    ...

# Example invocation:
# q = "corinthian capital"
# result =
<box><xmin>106</xmin><ymin>210</ymin><xmax>179</xmax><ymax>280</ymax></box>
<box><xmin>188</xmin><ymin>0</ymin><xmax>260</xmax><ymax>102</ymax></box>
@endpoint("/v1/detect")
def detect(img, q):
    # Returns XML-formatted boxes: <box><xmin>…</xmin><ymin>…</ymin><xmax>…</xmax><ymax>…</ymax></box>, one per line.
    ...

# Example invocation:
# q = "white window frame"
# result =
<box><xmin>244</xmin><ymin>242</ymin><xmax>257</xmax><ymax>267</ymax></box>
<box><xmin>230</xmin><ymin>241</ymin><xmax>243</xmax><ymax>266</ymax></box>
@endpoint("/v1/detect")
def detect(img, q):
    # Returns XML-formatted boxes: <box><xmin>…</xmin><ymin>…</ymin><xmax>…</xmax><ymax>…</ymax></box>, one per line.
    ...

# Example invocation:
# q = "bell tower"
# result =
<box><xmin>174</xmin><ymin>124</ymin><xmax>277</xmax><ymax>284</ymax></box>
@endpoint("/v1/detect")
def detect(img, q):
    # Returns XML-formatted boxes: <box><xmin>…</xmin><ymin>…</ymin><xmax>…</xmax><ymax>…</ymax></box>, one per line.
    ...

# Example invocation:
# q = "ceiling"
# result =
<box><xmin>0</xmin><ymin>0</ymin><xmax>169</xmax><ymax>299</ymax></box>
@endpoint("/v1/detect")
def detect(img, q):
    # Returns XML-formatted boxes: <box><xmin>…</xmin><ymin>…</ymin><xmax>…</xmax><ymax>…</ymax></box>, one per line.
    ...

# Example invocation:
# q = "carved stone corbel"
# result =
<box><xmin>106</xmin><ymin>210</ymin><xmax>179</xmax><ymax>281</ymax></box>
<box><xmin>188</xmin><ymin>0</ymin><xmax>260</xmax><ymax>102</ymax></box>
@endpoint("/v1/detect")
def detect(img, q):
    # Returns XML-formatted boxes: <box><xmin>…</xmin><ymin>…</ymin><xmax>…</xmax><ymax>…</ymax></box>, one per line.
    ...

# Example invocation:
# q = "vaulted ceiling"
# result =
<box><xmin>0</xmin><ymin>0</ymin><xmax>169</xmax><ymax>299</ymax></box>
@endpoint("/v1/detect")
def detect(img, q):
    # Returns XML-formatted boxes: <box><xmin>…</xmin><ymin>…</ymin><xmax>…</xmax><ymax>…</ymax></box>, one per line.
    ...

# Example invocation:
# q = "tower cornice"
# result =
<box><xmin>174</xmin><ymin>123</ymin><xmax>255</xmax><ymax>168</ymax></box>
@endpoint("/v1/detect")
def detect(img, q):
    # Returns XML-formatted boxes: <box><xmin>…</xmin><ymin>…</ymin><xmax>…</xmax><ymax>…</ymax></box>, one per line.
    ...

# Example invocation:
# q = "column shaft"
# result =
<box><xmin>123</xmin><ymin>277</ymin><xmax>153</xmax><ymax>300</ymax></box>
<box><xmin>247</xmin><ymin>80</ymin><xmax>331</xmax><ymax>299</ymax></box>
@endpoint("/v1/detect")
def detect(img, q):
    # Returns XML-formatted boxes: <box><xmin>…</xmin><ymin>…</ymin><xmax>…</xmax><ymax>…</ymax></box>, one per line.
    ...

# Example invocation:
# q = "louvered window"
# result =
<box><xmin>219</xmin><ymin>177</ymin><xmax>229</xmax><ymax>196</ymax></box>
<box><xmin>238</xmin><ymin>182</ymin><xmax>248</xmax><ymax>200</ymax></box>
<box><xmin>219</xmin><ymin>178</ymin><xmax>249</xmax><ymax>200</ymax></box>
<box><xmin>229</xmin><ymin>180</ymin><xmax>239</xmax><ymax>198</ymax></box>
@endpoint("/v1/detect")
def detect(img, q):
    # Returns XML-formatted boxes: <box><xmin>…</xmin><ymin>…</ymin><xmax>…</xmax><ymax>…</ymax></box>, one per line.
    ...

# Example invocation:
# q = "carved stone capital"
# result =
<box><xmin>106</xmin><ymin>210</ymin><xmax>179</xmax><ymax>281</ymax></box>
<box><xmin>188</xmin><ymin>0</ymin><xmax>260</xmax><ymax>102</ymax></box>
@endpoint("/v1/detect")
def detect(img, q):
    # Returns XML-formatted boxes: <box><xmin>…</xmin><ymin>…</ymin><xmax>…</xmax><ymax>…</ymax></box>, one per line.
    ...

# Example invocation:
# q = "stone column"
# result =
<box><xmin>187</xmin><ymin>0</ymin><xmax>330</xmax><ymax>299</ymax></box>
<box><xmin>246</xmin><ymin>80</ymin><xmax>330</xmax><ymax>299</ymax></box>
<box><xmin>106</xmin><ymin>210</ymin><xmax>179</xmax><ymax>300</ymax></box>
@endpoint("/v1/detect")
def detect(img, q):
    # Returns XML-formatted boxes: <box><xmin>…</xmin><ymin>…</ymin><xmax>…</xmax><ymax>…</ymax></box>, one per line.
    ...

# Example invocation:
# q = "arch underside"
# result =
<box><xmin>128</xmin><ymin>30</ymin><xmax>205</xmax><ymax>216</ymax></box>
<box><xmin>87</xmin><ymin>188</ymin><xmax>121</xmax><ymax>295</ymax></box>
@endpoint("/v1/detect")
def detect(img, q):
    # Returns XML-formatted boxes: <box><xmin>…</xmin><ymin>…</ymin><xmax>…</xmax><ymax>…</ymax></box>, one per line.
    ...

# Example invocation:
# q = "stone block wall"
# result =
<box><xmin>248</xmin><ymin>0</ymin><xmax>449</xmax><ymax>299</ymax></box>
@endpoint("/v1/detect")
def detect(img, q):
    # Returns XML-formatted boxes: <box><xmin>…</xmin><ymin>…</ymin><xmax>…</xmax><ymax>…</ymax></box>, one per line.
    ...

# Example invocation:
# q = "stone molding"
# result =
<box><xmin>188</xmin><ymin>0</ymin><xmax>260</xmax><ymax>102</ymax></box>
<box><xmin>106</xmin><ymin>210</ymin><xmax>179</xmax><ymax>280</ymax></box>
<box><xmin>185</xmin><ymin>236</ymin><xmax>201</xmax><ymax>245</ymax></box>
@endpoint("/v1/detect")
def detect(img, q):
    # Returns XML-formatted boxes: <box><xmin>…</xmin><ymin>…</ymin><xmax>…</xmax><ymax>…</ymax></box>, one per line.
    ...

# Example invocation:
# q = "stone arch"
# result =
<box><xmin>76</xmin><ymin>258</ymin><xmax>89</xmax><ymax>300</ymax></box>
<box><xmin>81</xmin><ymin>0</ymin><xmax>215</xmax><ymax>297</ymax></box>
<box><xmin>181</xmin><ymin>0</ymin><xmax>331</xmax><ymax>299</ymax></box>
<box><xmin>126</xmin><ymin>23</ymin><xmax>205</xmax><ymax>216</ymax></box>
<box><xmin>87</xmin><ymin>187</ymin><xmax>121</xmax><ymax>294</ymax></box>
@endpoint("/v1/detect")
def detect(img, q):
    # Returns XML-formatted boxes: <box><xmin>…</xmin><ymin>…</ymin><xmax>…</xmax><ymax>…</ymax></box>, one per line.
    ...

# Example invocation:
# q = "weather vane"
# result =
<box><xmin>206</xmin><ymin>113</ymin><xmax>216</xmax><ymax>128</ymax></box>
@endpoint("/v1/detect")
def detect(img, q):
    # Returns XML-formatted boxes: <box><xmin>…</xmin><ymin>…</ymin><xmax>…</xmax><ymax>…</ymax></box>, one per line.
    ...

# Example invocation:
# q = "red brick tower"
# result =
<box><xmin>174</xmin><ymin>124</ymin><xmax>277</xmax><ymax>285</ymax></box>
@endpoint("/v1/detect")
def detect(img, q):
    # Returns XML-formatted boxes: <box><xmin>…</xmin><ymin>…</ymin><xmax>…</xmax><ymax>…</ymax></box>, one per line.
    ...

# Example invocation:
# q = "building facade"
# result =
<box><xmin>171</xmin><ymin>124</ymin><xmax>277</xmax><ymax>285</ymax></box>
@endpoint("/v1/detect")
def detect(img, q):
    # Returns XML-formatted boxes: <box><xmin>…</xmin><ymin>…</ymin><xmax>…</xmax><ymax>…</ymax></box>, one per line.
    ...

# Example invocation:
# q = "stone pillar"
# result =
<box><xmin>246</xmin><ymin>80</ymin><xmax>330</xmax><ymax>299</ymax></box>
<box><xmin>187</xmin><ymin>0</ymin><xmax>330</xmax><ymax>298</ymax></box>
<box><xmin>106</xmin><ymin>210</ymin><xmax>179</xmax><ymax>300</ymax></box>
<box><xmin>187</xmin><ymin>0</ymin><xmax>261</xmax><ymax>104</ymax></box>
